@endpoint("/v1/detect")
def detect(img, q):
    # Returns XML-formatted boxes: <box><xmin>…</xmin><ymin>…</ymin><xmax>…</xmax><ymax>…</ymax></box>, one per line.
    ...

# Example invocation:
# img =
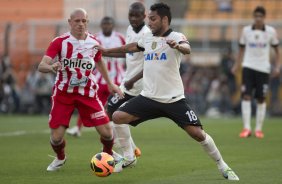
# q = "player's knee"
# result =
<box><xmin>112</xmin><ymin>111</ymin><xmax>129</xmax><ymax>124</ymax></box>
<box><xmin>242</xmin><ymin>95</ymin><xmax>251</xmax><ymax>101</ymax></box>
<box><xmin>257</xmin><ymin>98</ymin><xmax>265</xmax><ymax>103</ymax></box>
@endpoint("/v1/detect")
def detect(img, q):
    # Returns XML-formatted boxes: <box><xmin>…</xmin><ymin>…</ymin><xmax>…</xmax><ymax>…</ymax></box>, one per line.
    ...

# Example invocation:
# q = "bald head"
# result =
<box><xmin>70</xmin><ymin>8</ymin><xmax>88</xmax><ymax>19</ymax></box>
<box><xmin>129</xmin><ymin>2</ymin><xmax>145</xmax><ymax>14</ymax></box>
<box><xmin>68</xmin><ymin>8</ymin><xmax>89</xmax><ymax>39</ymax></box>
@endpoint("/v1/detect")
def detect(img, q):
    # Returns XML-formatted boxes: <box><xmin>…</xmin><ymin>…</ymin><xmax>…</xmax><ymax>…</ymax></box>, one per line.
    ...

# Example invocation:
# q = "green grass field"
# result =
<box><xmin>0</xmin><ymin>115</ymin><xmax>281</xmax><ymax>184</ymax></box>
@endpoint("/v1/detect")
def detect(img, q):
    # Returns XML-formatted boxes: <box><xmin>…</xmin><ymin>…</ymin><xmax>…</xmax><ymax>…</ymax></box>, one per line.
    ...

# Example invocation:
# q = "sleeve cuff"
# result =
<box><xmin>239</xmin><ymin>43</ymin><xmax>245</xmax><ymax>47</ymax></box>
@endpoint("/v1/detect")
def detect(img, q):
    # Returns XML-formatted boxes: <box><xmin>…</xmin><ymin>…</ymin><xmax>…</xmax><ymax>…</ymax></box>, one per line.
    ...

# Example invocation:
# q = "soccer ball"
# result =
<box><xmin>90</xmin><ymin>152</ymin><xmax>115</xmax><ymax>177</ymax></box>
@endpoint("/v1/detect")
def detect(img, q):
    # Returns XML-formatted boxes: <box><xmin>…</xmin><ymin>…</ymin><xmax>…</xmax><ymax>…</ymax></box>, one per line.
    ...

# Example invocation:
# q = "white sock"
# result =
<box><xmin>200</xmin><ymin>134</ymin><xmax>228</xmax><ymax>172</ymax></box>
<box><xmin>114</xmin><ymin>124</ymin><xmax>135</xmax><ymax>161</ymax></box>
<box><xmin>241</xmin><ymin>100</ymin><xmax>251</xmax><ymax>130</ymax></box>
<box><xmin>255</xmin><ymin>103</ymin><xmax>266</xmax><ymax>131</ymax></box>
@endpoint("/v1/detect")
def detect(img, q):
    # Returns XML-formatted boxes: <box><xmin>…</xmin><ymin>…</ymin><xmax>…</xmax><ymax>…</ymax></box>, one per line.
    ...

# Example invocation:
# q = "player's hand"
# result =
<box><xmin>50</xmin><ymin>62</ymin><xmax>62</xmax><ymax>74</ymax></box>
<box><xmin>94</xmin><ymin>45</ymin><xmax>108</xmax><ymax>54</ymax></box>
<box><xmin>108</xmin><ymin>83</ymin><xmax>124</xmax><ymax>99</ymax></box>
<box><xmin>166</xmin><ymin>40</ymin><xmax>179</xmax><ymax>49</ymax></box>
<box><xmin>271</xmin><ymin>67</ymin><xmax>280</xmax><ymax>78</ymax></box>
<box><xmin>231</xmin><ymin>64</ymin><xmax>238</xmax><ymax>75</ymax></box>
<box><xmin>124</xmin><ymin>80</ymin><xmax>134</xmax><ymax>90</ymax></box>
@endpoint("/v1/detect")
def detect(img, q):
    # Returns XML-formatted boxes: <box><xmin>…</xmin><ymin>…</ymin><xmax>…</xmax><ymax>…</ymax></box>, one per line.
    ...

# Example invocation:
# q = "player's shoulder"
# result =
<box><xmin>51</xmin><ymin>32</ymin><xmax>70</xmax><ymax>42</ymax></box>
<box><xmin>142</xmin><ymin>25</ymin><xmax>151</xmax><ymax>33</ymax></box>
<box><xmin>88</xmin><ymin>33</ymin><xmax>101</xmax><ymax>44</ymax></box>
<box><xmin>265</xmin><ymin>25</ymin><xmax>277</xmax><ymax>33</ymax></box>
<box><xmin>169</xmin><ymin>31</ymin><xmax>187</xmax><ymax>40</ymax></box>
<box><xmin>242</xmin><ymin>25</ymin><xmax>252</xmax><ymax>32</ymax></box>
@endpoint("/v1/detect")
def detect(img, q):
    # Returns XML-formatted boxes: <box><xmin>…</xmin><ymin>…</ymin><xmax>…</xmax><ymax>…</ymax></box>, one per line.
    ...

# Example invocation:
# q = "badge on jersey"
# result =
<box><xmin>151</xmin><ymin>42</ymin><xmax>157</xmax><ymax>50</ymax></box>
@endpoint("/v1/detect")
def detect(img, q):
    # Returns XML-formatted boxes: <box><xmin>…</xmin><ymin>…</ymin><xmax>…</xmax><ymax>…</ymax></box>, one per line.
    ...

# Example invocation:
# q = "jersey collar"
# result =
<box><xmin>161</xmin><ymin>28</ymin><xmax>173</xmax><ymax>37</ymax></box>
<box><xmin>251</xmin><ymin>24</ymin><xmax>265</xmax><ymax>31</ymax></box>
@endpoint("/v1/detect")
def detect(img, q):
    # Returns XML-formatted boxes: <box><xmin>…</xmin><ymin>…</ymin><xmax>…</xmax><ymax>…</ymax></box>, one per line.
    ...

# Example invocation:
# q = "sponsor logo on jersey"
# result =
<box><xmin>63</xmin><ymin>58</ymin><xmax>94</xmax><ymax>70</ymax></box>
<box><xmin>70</xmin><ymin>76</ymin><xmax>88</xmax><ymax>86</ymax></box>
<box><xmin>144</xmin><ymin>52</ymin><xmax>167</xmax><ymax>61</ymax></box>
<box><xmin>248</xmin><ymin>42</ymin><xmax>267</xmax><ymax>48</ymax></box>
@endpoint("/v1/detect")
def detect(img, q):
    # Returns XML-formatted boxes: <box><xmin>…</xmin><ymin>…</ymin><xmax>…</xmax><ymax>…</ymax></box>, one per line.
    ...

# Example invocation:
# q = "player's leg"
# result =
<box><xmin>47</xmin><ymin>90</ymin><xmax>74</xmax><ymax>171</ymax></box>
<box><xmin>240</xmin><ymin>68</ymin><xmax>254</xmax><ymax>137</ymax></box>
<box><xmin>165</xmin><ymin>99</ymin><xmax>239</xmax><ymax>180</ymax></box>
<box><xmin>107</xmin><ymin>94</ymin><xmax>139</xmax><ymax>165</ymax></box>
<box><xmin>112</xmin><ymin>95</ymin><xmax>161</xmax><ymax>170</ymax></box>
<box><xmin>254</xmin><ymin>71</ymin><xmax>269</xmax><ymax>138</ymax></box>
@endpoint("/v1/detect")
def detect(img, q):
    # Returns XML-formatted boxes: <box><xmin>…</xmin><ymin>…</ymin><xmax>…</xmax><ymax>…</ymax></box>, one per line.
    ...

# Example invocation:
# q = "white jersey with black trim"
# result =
<box><xmin>137</xmin><ymin>29</ymin><xmax>188</xmax><ymax>103</ymax></box>
<box><xmin>119</xmin><ymin>24</ymin><xmax>151</xmax><ymax>96</ymax></box>
<box><xmin>240</xmin><ymin>25</ymin><xmax>279</xmax><ymax>74</ymax></box>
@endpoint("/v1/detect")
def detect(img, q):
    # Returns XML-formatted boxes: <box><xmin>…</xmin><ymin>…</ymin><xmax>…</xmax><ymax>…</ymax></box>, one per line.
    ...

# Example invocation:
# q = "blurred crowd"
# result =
<box><xmin>0</xmin><ymin>56</ymin><xmax>54</xmax><ymax>114</ymax></box>
<box><xmin>1</xmin><ymin>49</ymin><xmax>281</xmax><ymax>116</ymax></box>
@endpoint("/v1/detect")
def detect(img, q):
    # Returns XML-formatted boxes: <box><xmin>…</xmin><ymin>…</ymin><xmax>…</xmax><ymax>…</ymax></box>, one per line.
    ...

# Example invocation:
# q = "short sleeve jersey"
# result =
<box><xmin>93</xmin><ymin>31</ymin><xmax>126</xmax><ymax>86</ymax></box>
<box><xmin>120</xmin><ymin>25</ymin><xmax>151</xmax><ymax>96</ymax></box>
<box><xmin>45</xmin><ymin>32</ymin><xmax>101</xmax><ymax>97</ymax></box>
<box><xmin>239</xmin><ymin>25</ymin><xmax>279</xmax><ymax>73</ymax></box>
<box><xmin>137</xmin><ymin>29</ymin><xmax>188</xmax><ymax>103</ymax></box>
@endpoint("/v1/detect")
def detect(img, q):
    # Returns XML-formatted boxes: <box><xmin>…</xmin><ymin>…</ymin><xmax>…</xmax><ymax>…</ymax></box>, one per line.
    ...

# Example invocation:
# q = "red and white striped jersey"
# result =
<box><xmin>45</xmin><ymin>32</ymin><xmax>101</xmax><ymax>97</ymax></box>
<box><xmin>93</xmin><ymin>31</ymin><xmax>125</xmax><ymax>86</ymax></box>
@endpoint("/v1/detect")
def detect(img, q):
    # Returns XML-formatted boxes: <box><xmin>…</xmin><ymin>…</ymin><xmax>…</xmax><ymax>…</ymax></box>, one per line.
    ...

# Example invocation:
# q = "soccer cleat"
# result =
<box><xmin>112</xmin><ymin>151</ymin><xmax>124</xmax><ymax>173</ymax></box>
<box><xmin>222</xmin><ymin>167</ymin><xmax>240</xmax><ymax>181</ymax></box>
<box><xmin>255</xmin><ymin>130</ymin><xmax>264</xmax><ymax>138</ymax></box>
<box><xmin>47</xmin><ymin>157</ymin><xmax>67</xmax><ymax>171</ymax></box>
<box><xmin>122</xmin><ymin>157</ymin><xmax>137</xmax><ymax>169</ymax></box>
<box><xmin>66</xmin><ymin>126</ymin><xmax>81</xmax><ymax>137</ymax></box>
<box><xmin>134</xmin><ymin>147</ymin><xmax>142</xmax><ymax>157</ymax></box>
<box><xmin>239</xmin><ymin>129</ymin><xmax>251</xmax><ymax>138</ymax></box>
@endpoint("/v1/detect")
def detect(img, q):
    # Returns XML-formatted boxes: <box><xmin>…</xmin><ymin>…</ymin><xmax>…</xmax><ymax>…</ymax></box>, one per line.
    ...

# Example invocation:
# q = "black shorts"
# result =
<box><xmin>117</xmin><ymin>95</ymin><xmax>202</xmax><ymax>128</ymax></box>
<box><xmin>107</xmin><ymin>93</ymin><xmax>135</xmax><ymax>116</ymax></box>
<box><xmin>242</xmin><ymin>67</ymin><xmax>269</xmax><ymax>99</ymax></box>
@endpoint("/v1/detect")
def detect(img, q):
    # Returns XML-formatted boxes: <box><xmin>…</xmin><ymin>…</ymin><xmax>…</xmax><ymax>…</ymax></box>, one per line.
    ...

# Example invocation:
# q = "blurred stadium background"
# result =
<box><xmin>0</xmin><ymin>0</ymin><xmax>282</xmax><ymax>116</ymax></box>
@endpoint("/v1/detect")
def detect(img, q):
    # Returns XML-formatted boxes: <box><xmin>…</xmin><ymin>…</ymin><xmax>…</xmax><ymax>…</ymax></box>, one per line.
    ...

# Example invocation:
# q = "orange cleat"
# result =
<box><xmin>255</xmin><ymin>131</ymin><xmax>264</xmax><ymax>138</ymax></box>
<box><xmin>239</xmin><ymin>129</ymin><xmax>252</xmax><ymax>138</ymax></box>
<box><xmin>134</xmin><ymin>147</ymin><xmax>142</xmax><ymax>158</ymax></box>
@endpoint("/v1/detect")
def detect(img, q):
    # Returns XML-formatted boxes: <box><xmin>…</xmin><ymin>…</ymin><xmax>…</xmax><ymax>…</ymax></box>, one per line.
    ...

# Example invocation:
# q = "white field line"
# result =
<box><xmin>0</xmin><ymin>128</ymin><xmax>95</xmax><ymax>137</ymax></box>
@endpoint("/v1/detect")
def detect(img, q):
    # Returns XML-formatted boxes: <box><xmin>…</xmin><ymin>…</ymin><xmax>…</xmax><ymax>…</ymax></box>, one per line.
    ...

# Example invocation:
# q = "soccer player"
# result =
<box><xmin>38</xmin><ymin>8</ymin><xmax>124</xmax><ymax>171</ymax></box>
<box><xmin>103</xmin><ymin>2</ymin><xmax>151</xmax><ymax>170</ymax></box>
<box><xmin>96</xmin><ymin>3</ymin><xmax>239</xmax><ymax>180</ymax></box>
<box><xmin>232</xmin><ymin>6</ymin><xmax>280</xmax><ymax>138</ymax></box>
<box><xmin>67</xmin><ymin>16</ymin><xmax>126</xmax><ymax>137</ymax></box>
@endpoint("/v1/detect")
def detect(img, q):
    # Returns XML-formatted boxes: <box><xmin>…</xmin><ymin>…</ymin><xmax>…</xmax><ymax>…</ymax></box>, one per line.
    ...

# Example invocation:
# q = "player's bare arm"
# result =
<box><xmin>95</xmin><ymin>42</ymin><xmax>140</xmax><ymax>54</ymax></box>
<box><xmin>272</xmin><ymin>46</ymin><xmax>280</xmax><ymax>78</ymax></box>
<box><xmin>231</xmin><ymin>46</ymin><xmax>245</xmax><ymax>74</ymax></box>
<box><xmin>95</xmin><ymin>58</ymin><xmax>124</xmax><ymax>98</ymax></box>
<box><xmin>166</xmin><ymin>40</ymin><xmax>191</xmax><ymax>55</ymax></box>
<box><xmin>124</xmin><ymin>70</ymin><xmax>143</xmax><ymax>90</ymax></box>
<box><xmin>38</xmin><ymin>56</ymin><xmax>61</xmax><ymax>74</ymax></box>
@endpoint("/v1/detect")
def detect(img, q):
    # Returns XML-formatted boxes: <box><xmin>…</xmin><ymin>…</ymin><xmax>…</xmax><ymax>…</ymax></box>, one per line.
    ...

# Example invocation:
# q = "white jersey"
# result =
<box><xmin>137</xmin><ymin>29</ymin><xmax>188</xmax><ymax>103</ymax></box>
<box><xmin>240</xmin><ymin>25</ymin><xmax>279</xmax><ymax>73</ymax></box>
<box><xmin>120</xmin><ymin>24</ymin><xmax>151</xmax><ymax>96</ymax></box>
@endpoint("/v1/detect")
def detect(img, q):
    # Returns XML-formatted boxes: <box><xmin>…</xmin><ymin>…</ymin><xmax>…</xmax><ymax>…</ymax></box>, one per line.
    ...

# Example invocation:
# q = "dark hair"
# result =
<box><xmin>101</xmin><ymin>16</ymin><xmax>115</xmax><ymax>25</ymax></box>
<box><xmin>130</xmin><ymin>2</ymin><xmax>145</xmax><ymax>14</ymax></box>
<box><xmin>253</xmin><ymin>6</ymin><xmax>266</xmax><ymax>16</ymax></box>
<box><xmin>150</xmin><ymin>2</ymin><xmax>171</xmax><ymax>24</ymax></box>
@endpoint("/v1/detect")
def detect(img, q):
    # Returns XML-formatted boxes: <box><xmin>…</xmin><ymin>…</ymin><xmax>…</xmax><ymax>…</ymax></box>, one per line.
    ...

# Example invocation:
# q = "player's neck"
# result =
<box><xmin>132</xmin><ymin>22</ymin><xmax>145</xmax><ymax>33</ymax></box>
<box><xmin>253</xmin><ymin>24</ymin><xmax>265</xmax><ymax>30</ymax></box>
<box><xmin>71</xmin><ymin>31</ymin><xmax>87</xmax><ymax>40</ymax></box>
<box><xmin>155</xmin><ymin>27</ymin><xmax>172</xmax><ymax>37</ymax></box>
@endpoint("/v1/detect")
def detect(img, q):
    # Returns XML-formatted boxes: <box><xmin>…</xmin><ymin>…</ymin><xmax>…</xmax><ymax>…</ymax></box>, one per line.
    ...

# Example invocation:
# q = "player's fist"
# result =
<box><xmin>124</xmin><ymin>80</ymin><xmax>134</xmax><ymax>90</ymax></box>
<box><xmin>108</xmin><ymin>83</ymin><xmax>124</xmax><ymax>99</ymax></box>
<box><xmin>271</xmin><ymin>67</ymin><xmax>280</xmax><ymax>78</ymax></box>
<box><xmin>51</xmin><ymin>62</ymin><xmax>62</xmax><ymax>73</ymax></box>
<box><xmin>94</xmin><ymin>45</ymin><xmax>107</xmax><ymax>54</ymax></box>
<box><xmin>166</xmin><ymin>40</ymin><xmax>179</xmax><ymax>49</ymax></box>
